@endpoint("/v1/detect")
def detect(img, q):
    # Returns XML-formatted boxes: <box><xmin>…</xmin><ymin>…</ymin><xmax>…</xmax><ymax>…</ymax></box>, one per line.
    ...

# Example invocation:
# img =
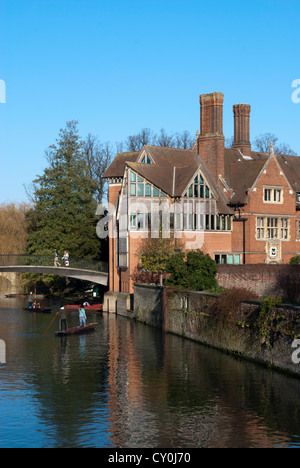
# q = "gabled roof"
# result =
<box><xmin>104</xmin><ymin>145</ymin><xmax>201</xmax><ymax>195</ymax></box>
<box><xmin>127</xmin><ymin>146</ymin><xmax>201</xmax><ymax>197</ymax></box>
<box><xmin>104</xmin><ymin>145</ymin><xmax>233</xmax><ymax>214</ymax></box>
<box><xmin>103</xmin><ymin>151</ymin><xmax>139</xmax><ymax>178</ymax></box>
<box><xmin>224</xmin><ymin>148</ymin><xmax>300</xmax><ymax>205</ymax></box>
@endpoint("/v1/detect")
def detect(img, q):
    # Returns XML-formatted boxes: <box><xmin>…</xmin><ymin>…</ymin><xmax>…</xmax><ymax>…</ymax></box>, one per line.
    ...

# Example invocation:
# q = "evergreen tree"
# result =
<box><xmin>26</xmin><ymin>121</ymin><xmax>102</xmax><ymax>260</ymax></box>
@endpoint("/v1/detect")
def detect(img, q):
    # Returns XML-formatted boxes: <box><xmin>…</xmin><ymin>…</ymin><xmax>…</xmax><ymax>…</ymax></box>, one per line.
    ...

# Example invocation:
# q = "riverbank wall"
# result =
<box><xmin>130</xmin><ymin>284</ymin><xmax>300</xmax><ymax>377</ymax></box>
<box><xmin>0</xmin><ymin>272</ymin><xmax>24</xmax><ymax>296</ymax></box>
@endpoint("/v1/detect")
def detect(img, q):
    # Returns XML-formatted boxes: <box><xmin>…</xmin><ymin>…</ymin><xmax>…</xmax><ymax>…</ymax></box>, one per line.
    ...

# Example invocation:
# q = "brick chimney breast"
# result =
<box><xmin>232</xmin><ymin>103</ymin><xmax>251</xmax><ymax>156</ymax></box>
<box><xmin>198</xmin><ymin>92</ymin><xmax>225</xmax><ymax>183</ymax></box>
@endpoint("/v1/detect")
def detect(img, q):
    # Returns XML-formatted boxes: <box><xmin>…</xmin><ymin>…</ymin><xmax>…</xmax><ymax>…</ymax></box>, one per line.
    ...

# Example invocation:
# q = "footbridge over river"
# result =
<box><xmin>0</xmin><ymin>255</ymin><xmax>108</xmax><ymax>286</ymax></box>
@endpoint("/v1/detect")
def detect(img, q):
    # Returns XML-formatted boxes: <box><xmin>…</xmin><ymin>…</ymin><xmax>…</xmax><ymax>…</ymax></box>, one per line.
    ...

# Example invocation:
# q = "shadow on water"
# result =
<box><xmin>0</xmin><ymin>297</ymin><xmax>300</xmax><ymax>448</ymax></box>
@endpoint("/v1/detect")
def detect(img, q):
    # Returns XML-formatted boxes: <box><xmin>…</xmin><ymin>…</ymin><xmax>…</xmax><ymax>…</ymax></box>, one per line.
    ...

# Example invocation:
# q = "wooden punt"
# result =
<box><xmin>64</xmin><ymin>304</ymin><xmax>103</xmax><ymax>313</ymax></box>
<box><xmin>54</xmin><ymin>323</ymin><xmax>98</xmax><ymax>336</ymax></box>
<box><xmin>24</xmin><ymin>307</ymin><xmax>52</xmax><ymax>314</ymax></box>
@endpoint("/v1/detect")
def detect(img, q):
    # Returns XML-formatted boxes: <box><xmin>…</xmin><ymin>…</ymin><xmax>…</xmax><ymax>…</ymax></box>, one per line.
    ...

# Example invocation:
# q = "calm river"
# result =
<box><xmin>1</xmin><ymin>298</ymin><xmax>300</xmax><ymax>448</ymax></box>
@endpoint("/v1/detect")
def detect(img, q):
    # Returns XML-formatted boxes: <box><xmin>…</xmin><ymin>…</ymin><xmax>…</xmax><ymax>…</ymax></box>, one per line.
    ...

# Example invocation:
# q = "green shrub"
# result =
<box><xmin>165</xmin><ymin>250</ymin><xmax>218</xmax><ymax>291</ymax></box>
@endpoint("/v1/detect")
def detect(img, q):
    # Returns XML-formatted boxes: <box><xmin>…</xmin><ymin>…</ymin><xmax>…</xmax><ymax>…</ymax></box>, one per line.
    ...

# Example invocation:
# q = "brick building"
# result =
<box><xmin>104</xmin><ymin>92</ymin><xmax>300</xmax><ymax>294</ymax></box>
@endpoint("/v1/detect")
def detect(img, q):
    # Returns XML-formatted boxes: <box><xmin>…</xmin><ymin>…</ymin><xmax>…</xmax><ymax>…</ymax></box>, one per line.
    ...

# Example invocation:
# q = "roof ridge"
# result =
<box><xmin>145</xmin><ymin>145</ymin><xmax>196</xmax><ymax>152</ymax></box>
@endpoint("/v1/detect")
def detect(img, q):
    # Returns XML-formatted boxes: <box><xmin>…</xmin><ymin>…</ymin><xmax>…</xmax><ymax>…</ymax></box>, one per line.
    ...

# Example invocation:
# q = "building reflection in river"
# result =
<box><xmin>0</xmin><ymin>301</ymin><xmax>299</xmax><ymax>448</ymax></box>
<box><xmin>104</xmin><ymin>314</ymin><xmax>296</xmax><ymax>448</ymax></box>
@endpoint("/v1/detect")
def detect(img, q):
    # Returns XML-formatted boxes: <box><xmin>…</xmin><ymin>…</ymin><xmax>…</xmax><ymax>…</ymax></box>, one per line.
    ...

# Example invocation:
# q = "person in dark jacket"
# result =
<box><xmin>28</xmin><ymin>292</ymin><xmax>34</xmax><ymax>308</ymax></box>
<box><xmin>59</xmin><ymin>307</ymin><xmax>68</xmax><ymax>331</ymax></box>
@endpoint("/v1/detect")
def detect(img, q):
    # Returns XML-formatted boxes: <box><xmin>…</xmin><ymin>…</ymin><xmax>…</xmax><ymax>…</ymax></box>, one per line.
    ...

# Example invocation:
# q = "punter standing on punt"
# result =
<box><xmin>59</xmin><ymin>307</ymin><xmax>68</xmax><ymax>332</ymax></box>
<box><xmin>79</xmin><ymin>305</ymin><xmax>87</xmax><ymax>327</ymax></box>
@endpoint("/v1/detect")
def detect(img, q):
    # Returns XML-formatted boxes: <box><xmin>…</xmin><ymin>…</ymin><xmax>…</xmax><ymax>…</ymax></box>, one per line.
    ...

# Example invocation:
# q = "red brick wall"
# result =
<box><xmin>217</xmin><ymin>264</ymin><xmax>300</xmax><ymax>297</ymax></box>
<box><xmin>232</xmin><ymin>155</ymin><xmax>300</xmax><ymax>264</ymax></box>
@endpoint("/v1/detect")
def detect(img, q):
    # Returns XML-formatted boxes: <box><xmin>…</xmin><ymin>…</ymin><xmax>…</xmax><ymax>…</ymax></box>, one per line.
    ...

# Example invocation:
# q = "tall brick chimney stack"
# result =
<box><xmin>198</xmin><ymin>92</ymin><xmax>225</xmax><ymax>183</ymax></box>
<box><xmin>232</xmin><ymin>104</ymin><xmax>251</xmax><ymax>156</ymax></box>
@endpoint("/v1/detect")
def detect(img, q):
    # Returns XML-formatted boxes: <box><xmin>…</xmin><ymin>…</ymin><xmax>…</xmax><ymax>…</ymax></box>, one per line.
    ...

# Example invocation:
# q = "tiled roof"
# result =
<box><xmin>224</xmin><ymin>149</ymin><xmax>300</xmax><ymax>205</ymax></box>
<box><xmin>104</xmin><ymin>144</ymin><xmax>300</xmax><ymax>210</ymax></box>
<box><xmin>103</xmin><ymin>151</ymin><xmax>139</xmax><ymax>178</ymax></box>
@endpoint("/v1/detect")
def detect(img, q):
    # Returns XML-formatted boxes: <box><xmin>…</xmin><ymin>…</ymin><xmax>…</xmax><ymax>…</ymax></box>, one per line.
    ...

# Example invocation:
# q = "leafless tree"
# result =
<box><xmin>82</xmin><ymin>134</ymin><xmax>112</xmax><ymax>204</ymax></box>
<box><xmin>126</xmin><ymin>128</ymin><xmax>155</xmax><ymax>151</ymax></box>
<box><xmin>154</xmin><ymin>128</ymin><xmax>175</xmax><ymax>147</ymax></box>
<box><xmin>175</xmin><ymin>130</ymin><xmax>195</xmax><ymax>149</ymax></box>
<box><xmin>0</xmin><ymin>203</ymin><xmax>30</xmax><ymax>254</ymax></box>
<box><xmin>253</xmin><ymin>132</ymin><xmax>297</xmax><ymax>155</ymax></box>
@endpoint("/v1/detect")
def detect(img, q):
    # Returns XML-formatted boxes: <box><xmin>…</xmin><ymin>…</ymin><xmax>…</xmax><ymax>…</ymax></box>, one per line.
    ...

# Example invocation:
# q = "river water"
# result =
<box><xmin>1</xmin><ymin>298</ymin><xmax>300</xmax><ymax>448</ymax></box>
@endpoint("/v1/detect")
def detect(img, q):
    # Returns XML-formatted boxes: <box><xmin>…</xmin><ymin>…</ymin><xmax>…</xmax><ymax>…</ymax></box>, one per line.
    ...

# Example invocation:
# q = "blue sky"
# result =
<box><xmin>1</xmin><ymin>0</ymin><xmax>300</xmax><ymax>203</ymax></box>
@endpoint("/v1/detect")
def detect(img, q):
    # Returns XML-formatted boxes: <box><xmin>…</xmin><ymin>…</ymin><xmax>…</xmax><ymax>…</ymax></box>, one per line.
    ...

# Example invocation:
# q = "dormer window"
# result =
<box><xmin>141</xmin><ymin>154</ymin><xmax>153</xmax><ymax>164</ymax></box>
<box><xmin>139</xmin><ymin>150</ymin><xmax>154</xmax><ymax>164</ymax></box>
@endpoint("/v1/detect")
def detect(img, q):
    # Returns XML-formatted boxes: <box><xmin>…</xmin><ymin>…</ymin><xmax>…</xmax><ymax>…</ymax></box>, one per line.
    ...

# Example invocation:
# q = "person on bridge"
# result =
<box><xmin>54</xmin><ymin>249</ymin><xmax>61</xmax><ymax>267</ymax></box>
<box><xmin>62</xmin><ymin>251</ymin><xmax>69</xmax><ymax>267</ymax></box>
<box><xmin>79</xmin><ymin>305</ymin><xmax>87</xmax><ymax>327</ymax></box>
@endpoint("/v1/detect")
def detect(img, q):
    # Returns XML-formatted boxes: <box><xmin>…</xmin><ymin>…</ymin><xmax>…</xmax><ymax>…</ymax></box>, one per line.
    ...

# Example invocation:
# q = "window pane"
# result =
<box><xmin>199</xmin><ymin>214</ymin><xmax>204</xmax><ymax>230</ymax></box>
<box><xmin>130</xmin><ymin>184</ymin><xmax>136</xmax><ymax>196</ymax></box>
<box><xmin>130</xmin><ymin>172</ymin><xmax>136</xmax><ymax>182</ymax></box>
<box><xmin>234</xmin><ymin>254</ymin><xmax>240</xmax><ymax>264</ymax></box>
<box><xmin>175</xmin><ymin>213</ymin><xmax>181</xmax><ymax>230</ymax></box>
<box><xmin>137</xmin><ymin>183</ymin><xmax>144</xmax><ymax>196</ymax></box>
<box><xmin>153</xmin><ymin>187</ymin><xmax>159</xmax><ymax>197</ymax></box>
<box><xmin>130</xmin><ymin>214</ymin><xmax>136</xmax><ymax>229</ymax></box>
<box><xmin>227</xmin><ymin>254</ymin><xmax>234</xmax><ymax>264</ymax></box>
<box><xmin>145</xmin><ymin>184</ymin><xmax>151</xmax><ymax>196</ymax></box>
<box><xmin>137</xmin><ymin>213</ymin><xmax>144</xmax><ymax>229</ymax></box>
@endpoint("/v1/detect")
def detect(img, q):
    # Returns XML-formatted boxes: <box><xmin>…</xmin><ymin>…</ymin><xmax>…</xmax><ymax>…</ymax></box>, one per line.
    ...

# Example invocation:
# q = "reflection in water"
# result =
<box><xmin>0</xmin><ymin>299</ymin><xmax>300</xmax><ymax>448</ymax></box>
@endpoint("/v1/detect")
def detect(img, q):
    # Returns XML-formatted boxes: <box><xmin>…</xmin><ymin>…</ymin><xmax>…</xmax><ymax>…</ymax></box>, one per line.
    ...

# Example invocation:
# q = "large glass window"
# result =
<box><xmin>256</xmin><ymin>217</ymin><xmax>289</xmax><ymax>240</ymax></box>
<box><xmin>185</xmin><ymin>171</ymin><xmax>213</xmax><ymax>200</ymax></box>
